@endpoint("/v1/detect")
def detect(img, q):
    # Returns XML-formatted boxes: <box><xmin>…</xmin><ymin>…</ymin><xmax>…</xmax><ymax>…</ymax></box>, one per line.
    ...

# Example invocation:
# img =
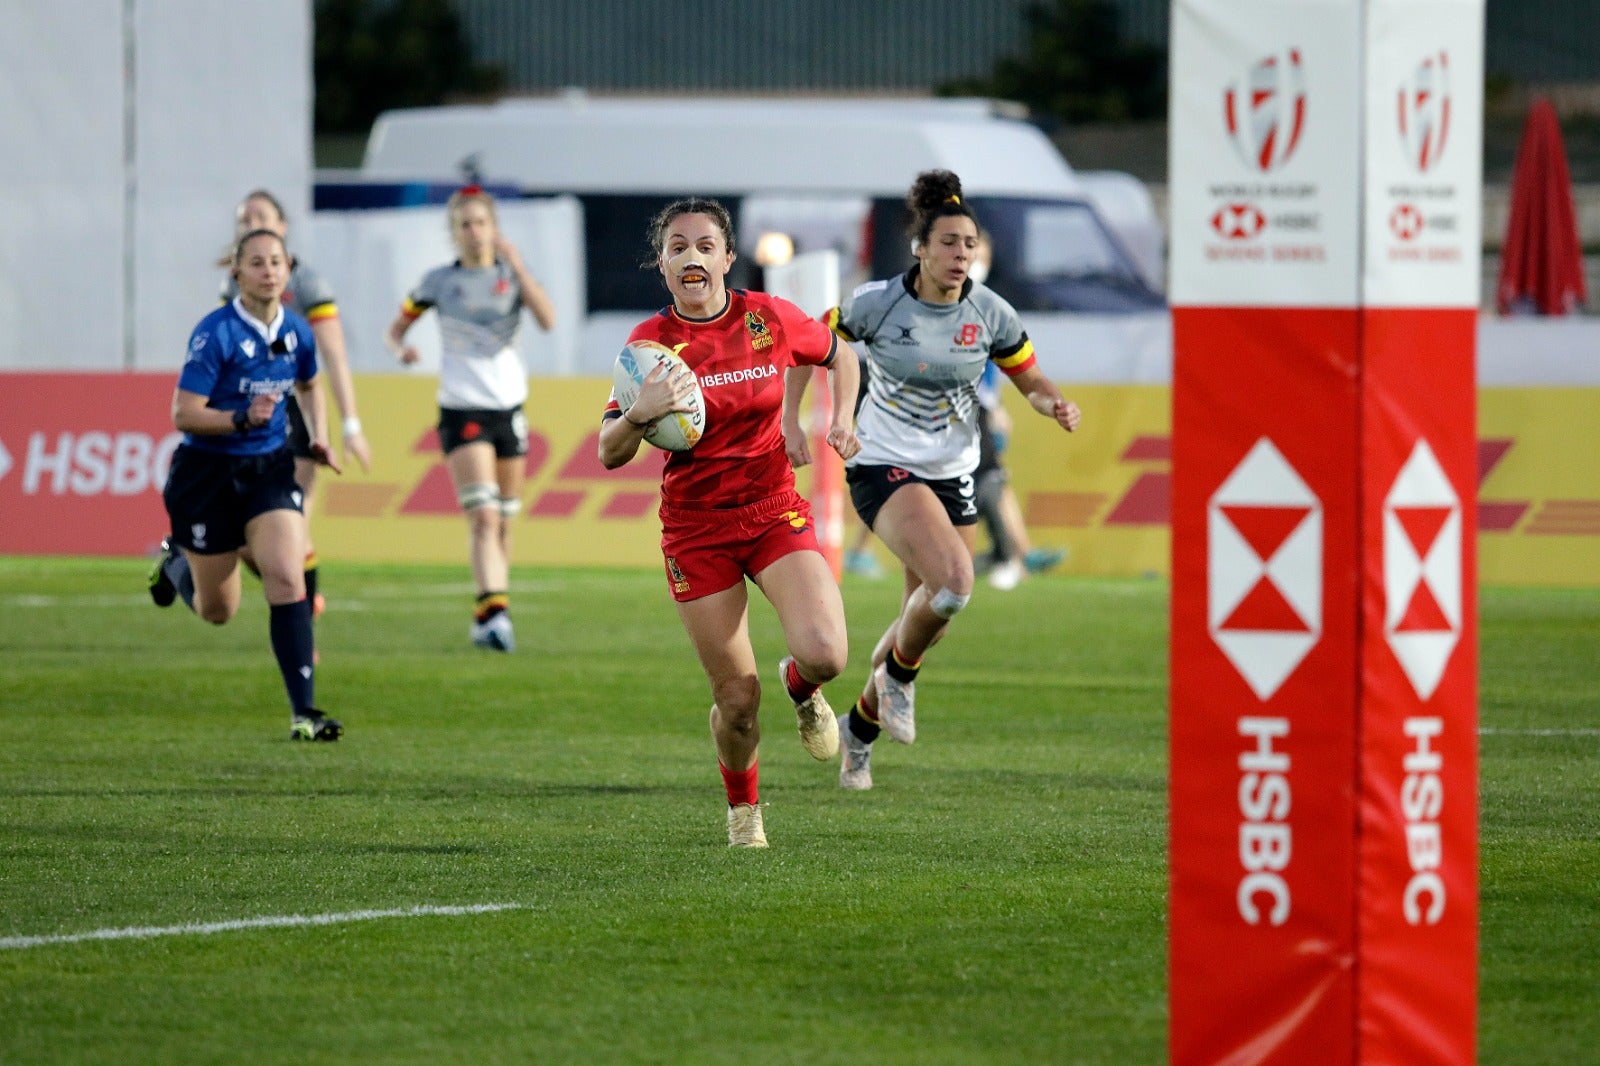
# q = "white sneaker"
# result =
<box><xmin>470</xmin><ymin>612</ymin><xmax>515</xmax><ymax>652</ymax></box>
<box><xmin>838</xmin><ymin>713</ymin><xmax>873</xmax><ymax>790</ymax></box>
<box><xmin>779</xmin><ymin>656</ymin><xmax>839</xmax><ymax>760</ymax></box>
<box><xmin>987</xmin><ymin>558</ymin><xmax>1023</xmax><ymax>591</ymax></box>
<box><xmin>874</xmin><ymin>663</ymin><xmax>916</xmax><ymax>744</ymax></box>
<box><xmin>727</xmin><ymin>803</ymin><xmax>768</xmax><ymax>847</ymax></box>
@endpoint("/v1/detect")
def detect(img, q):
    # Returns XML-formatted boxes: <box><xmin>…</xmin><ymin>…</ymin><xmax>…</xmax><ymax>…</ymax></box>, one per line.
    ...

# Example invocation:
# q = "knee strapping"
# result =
<box><xmin>498</xmin><ymin>495</ymin><xmax>521</xmax><ymax>519</ymax></box>
<box><xmin>930</xmin><ymin>587</ymin><xmax>970</xmax><ymax>619</ymax></box>
<box><xmin>457</xmin><ymin>481</ymin><xmax>499</xmax><ymax>511</ymax></box>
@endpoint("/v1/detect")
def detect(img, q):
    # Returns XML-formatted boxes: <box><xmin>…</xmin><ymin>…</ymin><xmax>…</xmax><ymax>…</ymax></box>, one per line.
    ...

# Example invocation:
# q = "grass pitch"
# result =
<box><xmin>0</xmin><ymin>557</ymin><xmax>1593</xmax><ymax>1064</ymax></box>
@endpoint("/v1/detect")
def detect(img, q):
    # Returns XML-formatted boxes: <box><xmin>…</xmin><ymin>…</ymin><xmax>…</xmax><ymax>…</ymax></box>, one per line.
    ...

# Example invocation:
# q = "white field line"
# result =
<box><xmin>1478</xmin><ymin>728</ymin><xmax>1600</xmax><ymax>737</ymax></box>
<box><xmin>0</xmin><ymin>902</ymin><xmax>526</xmax><ymax>951</ymax></box>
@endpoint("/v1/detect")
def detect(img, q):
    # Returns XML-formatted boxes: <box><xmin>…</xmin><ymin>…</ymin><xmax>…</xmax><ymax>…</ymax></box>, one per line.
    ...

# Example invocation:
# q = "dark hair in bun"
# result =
<box><xmin>905</xmin><ymin>169</ymin><xmax>975</xmax><ymax>245</ymax></box>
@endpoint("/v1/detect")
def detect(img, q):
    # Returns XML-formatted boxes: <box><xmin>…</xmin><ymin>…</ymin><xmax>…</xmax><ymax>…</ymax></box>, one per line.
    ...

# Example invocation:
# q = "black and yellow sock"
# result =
<box><xmin>475</xmin><ymin>591</ymin><xmax>509</xmax><ymax>622</ymax></box>
<box><xmin>885</xmin><ymin>643</ymin><xmax>922</xmax><ymax>685</ymax></box>
<box><xmin>848</xmin><ymin>697</ymin><xmax>881</xmax><ymax>744</ymax></box>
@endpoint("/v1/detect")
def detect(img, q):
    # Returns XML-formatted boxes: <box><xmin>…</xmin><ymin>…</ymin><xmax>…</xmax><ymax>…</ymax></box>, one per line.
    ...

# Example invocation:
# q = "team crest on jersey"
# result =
<box><xmin>744</xmin><ymin>311</ymin><xmax>773</xmax><ymax>351</ymax></box>
<box><xmin>240</xmin><ymin>339</ymin><xmax>257</xmax><ymax>359</ymax></box>
<box><xmin>666</xmin><ymin>556</ymin><xmax>690</xmax><ymax>594</ymax></box>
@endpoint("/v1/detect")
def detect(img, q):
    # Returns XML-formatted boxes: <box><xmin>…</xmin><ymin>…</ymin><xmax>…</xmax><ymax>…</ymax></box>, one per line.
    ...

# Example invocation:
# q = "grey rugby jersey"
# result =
<box><xmin>220</xmin><ymin>259</ymin><xmax>337</xmax><ymax>322</ymax></box>
<box><xmin>404</xmin><ymin>260</ymin><xmax>527</xmax><ymax>410</ymax></box>
<box><xmin>829</xmin><ymin>268</ymin><xmax>1033</xmax><ymax>480</ymax></box>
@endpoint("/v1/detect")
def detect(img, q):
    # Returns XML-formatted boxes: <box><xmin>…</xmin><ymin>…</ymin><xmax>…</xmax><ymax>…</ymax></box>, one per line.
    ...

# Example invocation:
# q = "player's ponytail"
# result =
<box><xmin>906</xmin><ymin>170</ymin><xmax>974</xmax><ymax>248</ymax></box>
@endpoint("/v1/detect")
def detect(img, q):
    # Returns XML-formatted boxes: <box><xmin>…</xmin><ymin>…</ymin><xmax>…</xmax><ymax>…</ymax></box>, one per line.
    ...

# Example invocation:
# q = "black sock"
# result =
<box><xmin>849</xmin><ymin>699</ymin><xmax>881</xmax><ymax>744</ymax></box>
<box><xmin>165</xmin><ymin>552</ymin><xmax>196</xmax><ymax>611</ymax></box>
<box><xmin>886</xmin><ymin>644</ymin><xmax>922</xmax><ymax>685</ymax></box>
<box><xmin>268</xmin><ymin>598</ymin><xmax>315</xmax><ymax>714</ymax></box>
<box><xmin>304</xmin><ymin>564</ymin><xmax>319</xmax><ymax>605</ymax></box>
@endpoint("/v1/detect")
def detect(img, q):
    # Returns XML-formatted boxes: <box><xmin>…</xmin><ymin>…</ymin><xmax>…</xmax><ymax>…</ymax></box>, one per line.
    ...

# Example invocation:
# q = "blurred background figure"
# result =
<box><xmin>973</xmin><ymin>359</ymin><xmax>1067</xmax><ymax>591</ymax></box>
<box><xmin>384</xmin><ymin>186</ymin><xmax>557</xmax><ymax>653</ymax></box>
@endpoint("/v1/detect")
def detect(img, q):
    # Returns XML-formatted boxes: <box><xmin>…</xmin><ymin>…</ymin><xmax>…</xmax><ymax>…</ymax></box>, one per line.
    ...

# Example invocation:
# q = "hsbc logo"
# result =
<box><xmin>1384</xmin><ymin>440</ymin><xmax>1462</xmax><ymax>700</ymax></box>
<box><xmin>1224</xmin><ymin>50</ymin><xmax>1307</xmax><ymax>173</ymax></box>
<box><xmin>1212</xmin><ymin>203</ymin><xmax>1266</xmax><ymax>240</ymax></box>
<box><xmin>1398</xmin><ymin>51</ymin><xmax>1451</xmax><ymax>173</ymax></box>
<box><xmin>1390</xmin><ymin>203</ymin><xmax>1424</xmax><ymax>241</ymax></box>
<box><xmin>1209</xmin><ymin>439</ymin><xmax>1322</xmax><ymax>700</ymax></box>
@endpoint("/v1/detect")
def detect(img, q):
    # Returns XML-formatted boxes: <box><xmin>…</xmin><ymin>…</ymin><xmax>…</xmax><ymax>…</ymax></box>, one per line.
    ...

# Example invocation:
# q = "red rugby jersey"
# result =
<box><xmin>606</xmin><ymin>290</ymin><xmax>837</xmax><ymax>509</ymax></box>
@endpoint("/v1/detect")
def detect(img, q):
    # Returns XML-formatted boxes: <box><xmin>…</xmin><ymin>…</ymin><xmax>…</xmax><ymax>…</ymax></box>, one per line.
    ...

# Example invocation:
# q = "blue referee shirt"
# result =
<box><xmin>178</xmin><ymin>298</ymin><xmax>319</xmax><ymax>456</ymax></box>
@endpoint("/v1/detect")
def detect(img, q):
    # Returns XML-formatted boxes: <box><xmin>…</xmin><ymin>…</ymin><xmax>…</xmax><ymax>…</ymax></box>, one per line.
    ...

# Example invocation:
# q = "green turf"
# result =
<box><xmin>0</xmin><ymin>558</ymin><xmax>1593</xmax><ymax>1064</ymax></box>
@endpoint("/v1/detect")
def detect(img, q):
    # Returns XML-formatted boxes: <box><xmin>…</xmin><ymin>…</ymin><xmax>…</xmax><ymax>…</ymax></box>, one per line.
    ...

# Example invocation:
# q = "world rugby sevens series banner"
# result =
<box><xmin>1169</xmin><ymin>1</ymin><xmax>1482</xmax><ymax>1062</ymax></box>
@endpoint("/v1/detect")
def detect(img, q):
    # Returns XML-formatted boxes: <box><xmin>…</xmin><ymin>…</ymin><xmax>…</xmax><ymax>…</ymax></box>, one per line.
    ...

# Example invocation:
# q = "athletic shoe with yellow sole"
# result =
<box><xmin>147</xmin><ymin>539</ymin><xmax>177</xmax><ymax>608</ymax></box>
<box><xmin>290</xmin><ymin>709</ymin><xmax>343</xmax><ymax>742</ymax></box>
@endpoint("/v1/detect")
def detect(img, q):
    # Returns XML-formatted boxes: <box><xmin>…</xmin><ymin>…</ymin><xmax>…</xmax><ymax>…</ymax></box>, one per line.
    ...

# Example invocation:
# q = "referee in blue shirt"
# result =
<box><xmin>148</xmin><ymin>228</ymin><xmax>344</xmax><ymax>741</ymax></box>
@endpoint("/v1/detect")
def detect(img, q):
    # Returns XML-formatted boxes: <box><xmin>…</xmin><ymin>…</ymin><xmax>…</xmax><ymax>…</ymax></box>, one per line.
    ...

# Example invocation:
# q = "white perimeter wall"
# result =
<box><xmin>0</xmin><ymin>2</ymin><xmax>310</xmax><ymax>369</ymax></box>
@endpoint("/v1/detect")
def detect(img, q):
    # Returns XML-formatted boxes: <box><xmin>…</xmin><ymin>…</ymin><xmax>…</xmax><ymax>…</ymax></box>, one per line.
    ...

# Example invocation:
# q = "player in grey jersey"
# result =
<box><xmin>384</xmin><ymin>186</ymin><xmax>557</xmax><ymax>652</ymax></box>
<box><xmin>787</xmin><ymin>169</ymin><xmax>1081</xmax><ymax>789</ymax></box>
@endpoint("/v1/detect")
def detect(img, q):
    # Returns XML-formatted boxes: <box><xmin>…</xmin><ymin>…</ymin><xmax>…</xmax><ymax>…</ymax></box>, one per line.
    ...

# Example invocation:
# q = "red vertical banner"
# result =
<box><xmin>1170</xmin><ymin>1</ymin><xmax>1481</xmax><ymax>1062</ymax></box>
<box><xmin>1357</xmin><ymin>5</ymin><xmax>1482</xmax><ymax>1059</ymax></box>
<box><xmin>1170</xmin><ymin>307</ymin><xmax>1362</xmax><ymax>1062</ymax></box>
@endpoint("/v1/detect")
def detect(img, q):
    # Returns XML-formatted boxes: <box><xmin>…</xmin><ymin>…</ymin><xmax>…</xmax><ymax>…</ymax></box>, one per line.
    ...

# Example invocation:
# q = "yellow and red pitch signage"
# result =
<box><xmin>1169</xmin><ymin>1</ymin><xmax>1482</xmax><ymax>1062</ymax></box>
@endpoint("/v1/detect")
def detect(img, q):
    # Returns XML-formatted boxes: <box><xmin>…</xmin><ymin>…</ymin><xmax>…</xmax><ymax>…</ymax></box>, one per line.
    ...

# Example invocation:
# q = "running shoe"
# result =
<box><xmin>987</xmin><ymin>558</ymin><xmax>1024</xmax><ymax>591</ymax></box>
<box><xmin>844</xmin><ymin>549</ymin><xmax>884</xmax><ymax>579</ymax></box>
<box><xmin>779</xmin><ymin>656</ymin><xmax>839</xmax><ymax>760</ymax></box>
<box><xmin>874</xmin><ymin>663</ymin><xmax>917</xmax><ymax>745</ymax></box>
<box><xmin>147</xmin><ymin>539</ymin><xmax>177</xmax><ymax>608</ymax></box>
<box><xmin>727</xmin><ymin>803</ymin><xmax>768</xmax><ymax>848</ymax></box>
<box><xmin>838</xmin><ymin>712</ymin><xmax>874</xmax><ymax>791</ymax></box>
<box><xmin>1023</xmin><ymin>547</ymin><xmax>1067</xmax><ymax>574</ymax></box>
<box><xmin>471</xmin><ymin>612</ymin><xmax>515</xmax><ymax>652</ymax></box>
<box><xmin>290</xmin><ymin>709</ymin><xmax>343</xmax><ymax>742</ymax></box>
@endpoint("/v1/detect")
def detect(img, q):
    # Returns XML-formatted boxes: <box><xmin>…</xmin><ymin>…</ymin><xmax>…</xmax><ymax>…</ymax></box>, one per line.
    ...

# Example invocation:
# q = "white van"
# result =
<box><xmin>338</xmin><ymin>94</ymin><xmax>1167</xmax><ymax>376</ymax></box>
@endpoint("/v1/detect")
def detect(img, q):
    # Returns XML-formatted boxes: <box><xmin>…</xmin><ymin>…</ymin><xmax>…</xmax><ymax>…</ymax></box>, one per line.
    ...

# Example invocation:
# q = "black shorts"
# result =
<box><xmin>438</xmin><ymin>406</ymin><xmax>528</xmax><ymax>459</ymax></box>
<box><xmin>847</xmin><ymin>464</ymin><xmax>980</xmax><ymax>531</ymax></box>
<box><xmin>285</xmin><ymin>394</ymin><xmax>313</xmax><ymax>459</ymax></box>
<box><xmin>162</xmin><ymin>445</ymin><xmax>302</xmax><ymax>555</ymax></box>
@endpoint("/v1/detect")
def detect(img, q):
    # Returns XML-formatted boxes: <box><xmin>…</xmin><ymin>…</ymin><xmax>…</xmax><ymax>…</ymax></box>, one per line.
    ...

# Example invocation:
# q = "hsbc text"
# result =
<box><xmin>1237</xmin><ymin>716</ymin><xmax>1291</xmax><ymax>926</ymax></box>
<box><xmin>1401</xmin><ymin>717</ymin><xmax>1446</xmax><ymax>925</ymax></box>
<box><xmin>22</xmin><ymin>431</ymin><xmax>181</xmax><ymax>496</ymax></box>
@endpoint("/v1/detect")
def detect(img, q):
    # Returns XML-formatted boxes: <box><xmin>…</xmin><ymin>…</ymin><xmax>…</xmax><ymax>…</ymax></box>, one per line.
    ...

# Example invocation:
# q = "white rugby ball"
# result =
<box><xmin>612</xmin><ymin>339</ymin><xmax>706</xmax><ymax>452</ymax></box>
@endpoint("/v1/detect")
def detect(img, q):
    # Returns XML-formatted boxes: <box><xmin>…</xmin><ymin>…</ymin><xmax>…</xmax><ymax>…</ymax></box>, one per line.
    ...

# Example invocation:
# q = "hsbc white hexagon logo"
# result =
<box><xmin>1209</xmin><ymin>438</ymin><xmax>1323</xmax><ymax>700</ymax></box>
<box><xmin>1384</xmin><ymin>440</ymin><xmax>1462</xmax><ymax>699</ymax></box>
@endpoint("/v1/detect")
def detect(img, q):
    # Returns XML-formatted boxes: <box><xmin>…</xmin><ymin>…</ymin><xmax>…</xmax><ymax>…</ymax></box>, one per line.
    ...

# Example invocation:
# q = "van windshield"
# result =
<box><xmin>973</xmin><ymin>197</ymin><xmax>1165</xmax><ymax>313</ymax></box>
<box><xmin>867</xmin><ymin>195</ymin><xmax>1163</xmax><ymax>312</ymax></box>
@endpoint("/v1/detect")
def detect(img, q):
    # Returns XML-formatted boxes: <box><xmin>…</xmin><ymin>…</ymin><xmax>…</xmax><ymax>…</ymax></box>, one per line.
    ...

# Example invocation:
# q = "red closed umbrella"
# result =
<box><xmin>1497</xmin><ymin>96</ymin><xmax>1586</xmax><ymax>315</ymax></box>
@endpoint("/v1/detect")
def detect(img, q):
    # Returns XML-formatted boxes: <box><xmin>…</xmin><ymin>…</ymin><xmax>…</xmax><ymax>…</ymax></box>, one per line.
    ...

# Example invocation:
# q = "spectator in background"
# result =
<box><xmin>148</xmin><ymin>228</ymin><xmax>343</xmax><ymax>741</ymax></box>
<box><xmin>219</xmin><ymin>190</ymin><xmax>367</xmax><ymax>620</ymax></box>
<box><xmin>799</xmin><ymin>169</ymin><xmax>1080</xmax><ymax>791</ymax></box>
<box><xmin>600</xmin><ymin>197</ymin><xmax>860</xmax><ymax>848</ymax></box>
<box><xmin>383</xmin><ymin>186</ymin><xmax>557</xmax><ymax>653</ymax></box>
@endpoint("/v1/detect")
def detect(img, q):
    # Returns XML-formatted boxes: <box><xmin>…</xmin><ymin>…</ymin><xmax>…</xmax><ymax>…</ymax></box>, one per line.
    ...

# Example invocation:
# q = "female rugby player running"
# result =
<box><xmin>789</xmin><ymin>169</ymin><xmax>1081</xmax><ymax>790</ymax></box>
<box><xmin>148</xmin><ymin>228</ymin><xmax>344</xmax><ymax>741</ymax></box>
<box><xmin>384</xmin><ymin>186</ymin><xmax>556</xmax><ymax>652</ymax></box>
<box><xmin>599</xmin><ymin>198</ymin><xmax>860</xmax><ymax>847</ymax></box>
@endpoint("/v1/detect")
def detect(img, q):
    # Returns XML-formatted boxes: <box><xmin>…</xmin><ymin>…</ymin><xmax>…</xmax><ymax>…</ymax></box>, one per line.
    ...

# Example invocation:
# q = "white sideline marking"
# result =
<box><xmin>1478</xmin><ymin>728</ymin><xmax>1600</xmax><ymax>737</ymax></box>
<box><xmin>0</xmin><ymin>902</ymin><xmax>525</xmax><ymax>951</ymax></box>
